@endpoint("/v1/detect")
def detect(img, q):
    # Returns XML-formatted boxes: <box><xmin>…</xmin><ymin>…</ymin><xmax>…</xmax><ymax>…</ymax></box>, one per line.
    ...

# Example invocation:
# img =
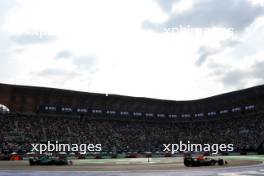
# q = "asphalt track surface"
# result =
<box><xmin>0</xmin><ymin>158</ymin><xmax>263</xmax><ymax>176</ymax></box>
<box><xmin>0</xmin><ymin>164</ymin><xmax>264</xmax><ymax>176</ymax></box>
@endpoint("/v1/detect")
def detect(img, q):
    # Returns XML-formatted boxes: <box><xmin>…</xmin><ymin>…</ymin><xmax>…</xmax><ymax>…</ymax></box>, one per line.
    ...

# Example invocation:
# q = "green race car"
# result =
<box><xmin>29</xmin><ymin>156</ymin><xmax>69</xmax><ymax>166</ymax></box>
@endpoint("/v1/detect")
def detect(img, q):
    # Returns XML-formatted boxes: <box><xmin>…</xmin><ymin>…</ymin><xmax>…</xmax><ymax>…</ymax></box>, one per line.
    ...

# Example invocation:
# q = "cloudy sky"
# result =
<box><xmin>0</xmin><ymin>0</ymin><xmax>264</xmax><ymax>100</ymax></box>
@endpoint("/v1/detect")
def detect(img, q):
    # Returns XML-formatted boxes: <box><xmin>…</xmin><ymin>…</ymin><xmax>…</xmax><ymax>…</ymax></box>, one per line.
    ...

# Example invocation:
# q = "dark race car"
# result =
<box><xmin>184</xmin><ymin>155</ymin><xmax>227</xmax><ymax>167</ymax></box>
<box><xmin>29</xmin><ymin>156</ymin><xmax>69</xmax><ymax>166</ymax></box>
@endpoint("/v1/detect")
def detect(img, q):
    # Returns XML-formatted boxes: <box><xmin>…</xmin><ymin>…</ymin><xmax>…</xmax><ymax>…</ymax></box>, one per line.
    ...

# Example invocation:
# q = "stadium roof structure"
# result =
<box><xmin>0</xmin><ymin>83</ymin><xmax>264</xmax><ymax>114</ymax></box>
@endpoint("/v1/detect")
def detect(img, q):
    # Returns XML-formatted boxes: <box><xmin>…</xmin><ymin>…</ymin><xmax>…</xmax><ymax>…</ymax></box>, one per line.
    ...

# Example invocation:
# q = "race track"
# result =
<box><xmin>0</xmin><ymin>164</ymin><xmax>264</xmax><ymax>176</ymax></box>
<box><xmin>0</xmin><ymin>156</ymin><xmax>263</xmax><ymax>176</ymax></box>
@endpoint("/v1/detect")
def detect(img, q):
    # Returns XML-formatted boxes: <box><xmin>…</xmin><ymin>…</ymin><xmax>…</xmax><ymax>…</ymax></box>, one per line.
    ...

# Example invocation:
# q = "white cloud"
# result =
<box><xmin>0</xmin><ymin>0</ymin><xmax>264</xmax><ymax>100</ymax></box>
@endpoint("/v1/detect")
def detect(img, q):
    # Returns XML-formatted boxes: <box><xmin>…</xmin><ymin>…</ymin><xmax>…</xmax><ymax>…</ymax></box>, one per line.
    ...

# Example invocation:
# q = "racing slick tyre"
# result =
<box><xmin>29</xmin><ymin>158</ymin><xmax>35</xmax><ymax>166</ymax></box>
<box><xmin>218</xmin><ymin>159</ymin><xmax>224</xmax><ymax>165</ymax></box>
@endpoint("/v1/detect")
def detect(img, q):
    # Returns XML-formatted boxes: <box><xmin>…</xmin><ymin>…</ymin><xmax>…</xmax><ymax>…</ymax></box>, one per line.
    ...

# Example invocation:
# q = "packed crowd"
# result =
<box><xmin>0</xmin><ymin>112</ymin><xmax>264</xmax><ymax>155</ymax></box>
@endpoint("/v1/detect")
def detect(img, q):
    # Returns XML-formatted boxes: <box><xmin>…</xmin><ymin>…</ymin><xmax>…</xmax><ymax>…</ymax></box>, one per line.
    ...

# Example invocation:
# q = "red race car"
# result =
<box><xmin>184</xmin><ymin>155</ymin><xmax>228</xmax><ymax>167</ymax></box>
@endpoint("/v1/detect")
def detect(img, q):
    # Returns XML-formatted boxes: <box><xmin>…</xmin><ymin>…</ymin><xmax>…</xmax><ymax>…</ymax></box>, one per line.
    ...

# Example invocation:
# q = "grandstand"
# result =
<box><xmin>0</xmin><ymin>83</ymin><xmax>264</xmax><ymax>156</ymax></box>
